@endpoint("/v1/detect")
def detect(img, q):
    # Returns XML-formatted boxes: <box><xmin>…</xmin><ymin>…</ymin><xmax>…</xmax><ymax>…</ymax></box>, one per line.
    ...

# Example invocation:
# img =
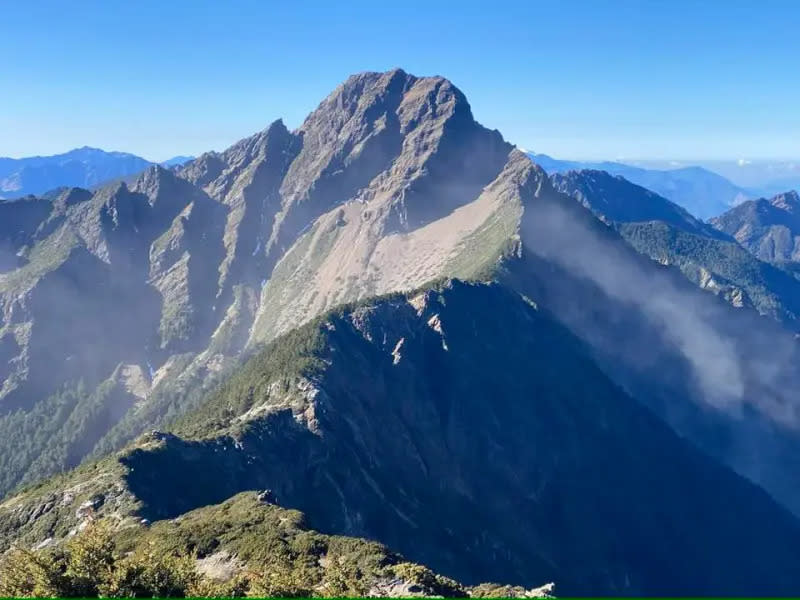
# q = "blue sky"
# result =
<box><xmin>2</xmin><ymin>0</ymin><xmax>799</xmax><ymax>161</ymax></box>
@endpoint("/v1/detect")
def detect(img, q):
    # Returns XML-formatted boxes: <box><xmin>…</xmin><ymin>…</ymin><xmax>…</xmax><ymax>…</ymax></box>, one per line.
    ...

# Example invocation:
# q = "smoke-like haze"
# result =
<box><xmin>522</xmin><ymin>190</ymin><xmax>800</xmax><ymax>421</ymax></box>
<box><xmin>517</xmin><ymin>186</ymin><xmax>800</xmax><ymax>513</ymax></box>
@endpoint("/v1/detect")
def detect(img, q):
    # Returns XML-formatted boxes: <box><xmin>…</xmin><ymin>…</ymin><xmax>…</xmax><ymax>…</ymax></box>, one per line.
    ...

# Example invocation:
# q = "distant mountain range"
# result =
<box><xmin>528</xmin><ymin>152</ymin><xmax>751</xmax><ymax>219</ymax></box>
<box><xmin>2</xmin><ymin>144</ymin><xmax>790</xmax><ymax>226</ymax></box>
<box><xmin>6</xmin><ymin>70</ymin><xmax>800</xmax><ymax>596</ymax></box>
<box><xmin>629</xmin><ymin>159</ymin><xmax>800</xmax><ymax>196</ymax></box>
<box><xmin>160</xmin><ymin>155</ymin><xmax>195</xmax><ymax>168</ymax></box>
<box><xmin>0</xmin><ymin>148</ymin><xmax>194</xmax><ymax>199</ymax></box>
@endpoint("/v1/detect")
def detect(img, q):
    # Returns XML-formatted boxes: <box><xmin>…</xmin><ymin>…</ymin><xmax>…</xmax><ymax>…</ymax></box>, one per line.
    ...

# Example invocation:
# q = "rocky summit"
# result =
<box><xmin>4</xmin><ymin>69</ymin><xmax>800</xmax><ymax>596</ymax></box>
<box><xmin>0</xmin><ymin>69</ymin><xmax>521</xmax><ymax>496</ymax></box>
<box><xmin>711</xmin><ymin>190</ymin><xmax>800</xmax><ymax>265</ymax></box>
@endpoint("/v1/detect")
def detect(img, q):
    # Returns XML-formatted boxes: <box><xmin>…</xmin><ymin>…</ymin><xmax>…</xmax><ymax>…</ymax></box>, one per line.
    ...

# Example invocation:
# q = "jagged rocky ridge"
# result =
<box><xmin>0</xmin><ymin>69</ymin><xmax>517</xmax><ymax>495</ymax></box>
<box><xmin>4</xmin><ymin>282</ymin><xmax>800</xmax><ymax>596</ymax></box>
<box><xmin>3</xmin><ymin>69</ymin><xmax>800</xmax><ymax>594</ymax></box>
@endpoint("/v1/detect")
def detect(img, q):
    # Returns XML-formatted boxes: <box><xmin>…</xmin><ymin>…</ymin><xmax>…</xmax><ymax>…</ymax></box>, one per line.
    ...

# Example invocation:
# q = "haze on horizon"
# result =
<box><xmin>1</xmin><ymin>0</ymin><xmax>799</xmax><ymax>162</ymax></box>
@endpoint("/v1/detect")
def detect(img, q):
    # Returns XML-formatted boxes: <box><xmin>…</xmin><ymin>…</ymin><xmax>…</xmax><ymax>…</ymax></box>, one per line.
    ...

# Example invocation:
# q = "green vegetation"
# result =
<box><xmin>172</xmin><ymin>324</ymin><xmax>328</xmax><ymax>439</ymax></box>
<box><xmin>445</xmin><ymin>201</ymin><xmax>522</xmax><ymax>283</ymax></box>
<box><xmin>90</xmin><ymin>353</ymin><xmax>223</xmax><ymax>459</ymax></box>
<box><xmin>0</xmin><ymin>379</ymin><xmax>122</xmax><ymax>497</ymax></box>
<box><xmin>158</xmin><ymin>294</ymin><xmax>196</xmax><ymax>349</ymax></box>
<box><xmin>0</xmin><ymin>521</ymin><xmax>215</xmax><ymax>598</ymax></box>
<box><xmin>0</xmin><ymin>353</ymin><xmax>227</xmax><ymax>501</ymax></box>
<box><xmin>8</xmin><ymin>280</ymin><xmax>800</xmax><ymax>595</ymax></box>
<box><xmin>0</xmin><ymin>382</ymin><xmax>84</xmax><ymax>496</ymax></box>
<box><xmin>171</xmin><ymin>282</ymin><xmax>449</xmax><ymax>440</ymax></box>
<box><xmin>0</xmin><ymin>224</ymin><xmax>79</xmax><ymax>295</ymax></box>
<box><xmin>619</xmin><ymin>221</ymin><xmax>800</xmax><ymax>325</ymax></box>
<box><xmin>0</xmin><ymin>492</ymin><xmax>477</xmax><ymax>598</ymax></box>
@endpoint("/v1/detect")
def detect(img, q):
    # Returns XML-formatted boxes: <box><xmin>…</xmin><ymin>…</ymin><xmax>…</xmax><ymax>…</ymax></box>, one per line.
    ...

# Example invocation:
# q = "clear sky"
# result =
<box><xmin>2</xmin><ymin>0</ymin><xmax>799</xmax><ymax>161</ymax></box>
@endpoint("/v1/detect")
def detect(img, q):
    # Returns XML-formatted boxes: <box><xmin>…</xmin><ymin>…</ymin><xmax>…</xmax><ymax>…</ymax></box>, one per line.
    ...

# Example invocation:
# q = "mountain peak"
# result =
<box><xmin>300</xmin><ymin>69</ymin><xmax>476</xmax><ymax>138</ymax></box>
<box><xmin>8</xmin><ymin>68</ymin><xmax>800</xmax><ymax>599</ymax></box>
<box><xmin>130</xmin><ymin>163</ymin><xmax>196</xmax><ymax>204</ymax></box>
<box><xmin>49</xmin><ymin>186</ymin><xmax>93</xmax><ymax>208</ymax></box>
<box><xmin>770</xmin><ymin>189</ymin><xmax>800</xmax><ymax>212</ymax></box>
<box><xmin>134</xmin><ymin>163</ymin><xmax>172</xmax><ymax>185</ymax></box>
<box><xmin>64</xmin><ymin>146</ymin><xmax>143</xmax><ymax>161</ymax></box>
<box><xmin>265</xmin><ymin>117</ymin><xmax>288</xmax><ymax>135</ymax></box>
<box><xmin>336</xmin><ymin>67</ymin><xmax>412</xmax><ymax>93</ymax></box>
<box><xmin>249</xmin><ymin>118</ymin><xmax>293</xmax><ymax>153</ymax></box>
<box><xmin>711</xmin><ymin>189</ymin><xmax>800</xmax><ymax>262</ymax></box>
<box><xmin>160</xmin><ymin>155</ymin><xmax>195</xmax><ymax>168</ymax></box>
<box><xmin>299</xmin><ymin>68</ymin><xmax>416</xmax><ymax>134</ymax></box>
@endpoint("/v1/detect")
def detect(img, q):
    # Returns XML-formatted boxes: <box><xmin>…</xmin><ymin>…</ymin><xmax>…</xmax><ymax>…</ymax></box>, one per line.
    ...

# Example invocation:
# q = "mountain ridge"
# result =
<box><xmin>5</xmin><ymin>281</ymin><xmax>800</xmax><ymax>596</ymax></box>
<box><xmin>0</xmin><ymin>148</ymin><xmax>154</xmax><ymax>199</ymax></box>
<box><xmin>529</xmin><ymin>152</ymin><xmax>750</xmax><ymax>219</ymax></box>
<box><xmin>4</xmin><ymin>69</ymin><xmax>800</xmax><ymax>597</ymax></box>
<box><xmin>711</xmin><ymin>190</ymin><xmax>800</xmax><ymax>265</ymax></box>
<box><xmin>552</xmin><ymin>169</ymin><xmax>800</xmax><ymax>327</ymax></box>
<box><xmin>0</xmin><ymin>69</ymin><xmax>522</xmax><ymax>496</ymax></box>
<box><xmin>3</xmin><ymin>69</ymin><xmax>800</xmax><ymax>516</ymax></box>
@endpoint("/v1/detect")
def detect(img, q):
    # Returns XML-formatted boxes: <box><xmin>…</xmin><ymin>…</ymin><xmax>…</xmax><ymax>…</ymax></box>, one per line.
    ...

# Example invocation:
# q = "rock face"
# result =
<box><xmin>0</xmin><ymin>196</ymin><xmax>53</xmax><ymax>271</ymax></box>
<box><xmin>0</xmin><ymin>69</ymin><xmax>517</xmax><ymax>496</ymax></box>
<box><xmin>5</xmin><ymin>70</ymin><xmax>800</xmax><ymax>597</ymax></box>
<box><xmin>5</xmin><ymin>282</ymin><xmax>800</xmax><ymax>596</ymax></box>
<box><xmin>711</xmin><ymin>190</ymin><xmax>800</xmax><ymax>264</ymax></box>
<box><xmin>1</xmin><ymin>69</ymin><xmax>800</xmax><ymax>503</ymax></box>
